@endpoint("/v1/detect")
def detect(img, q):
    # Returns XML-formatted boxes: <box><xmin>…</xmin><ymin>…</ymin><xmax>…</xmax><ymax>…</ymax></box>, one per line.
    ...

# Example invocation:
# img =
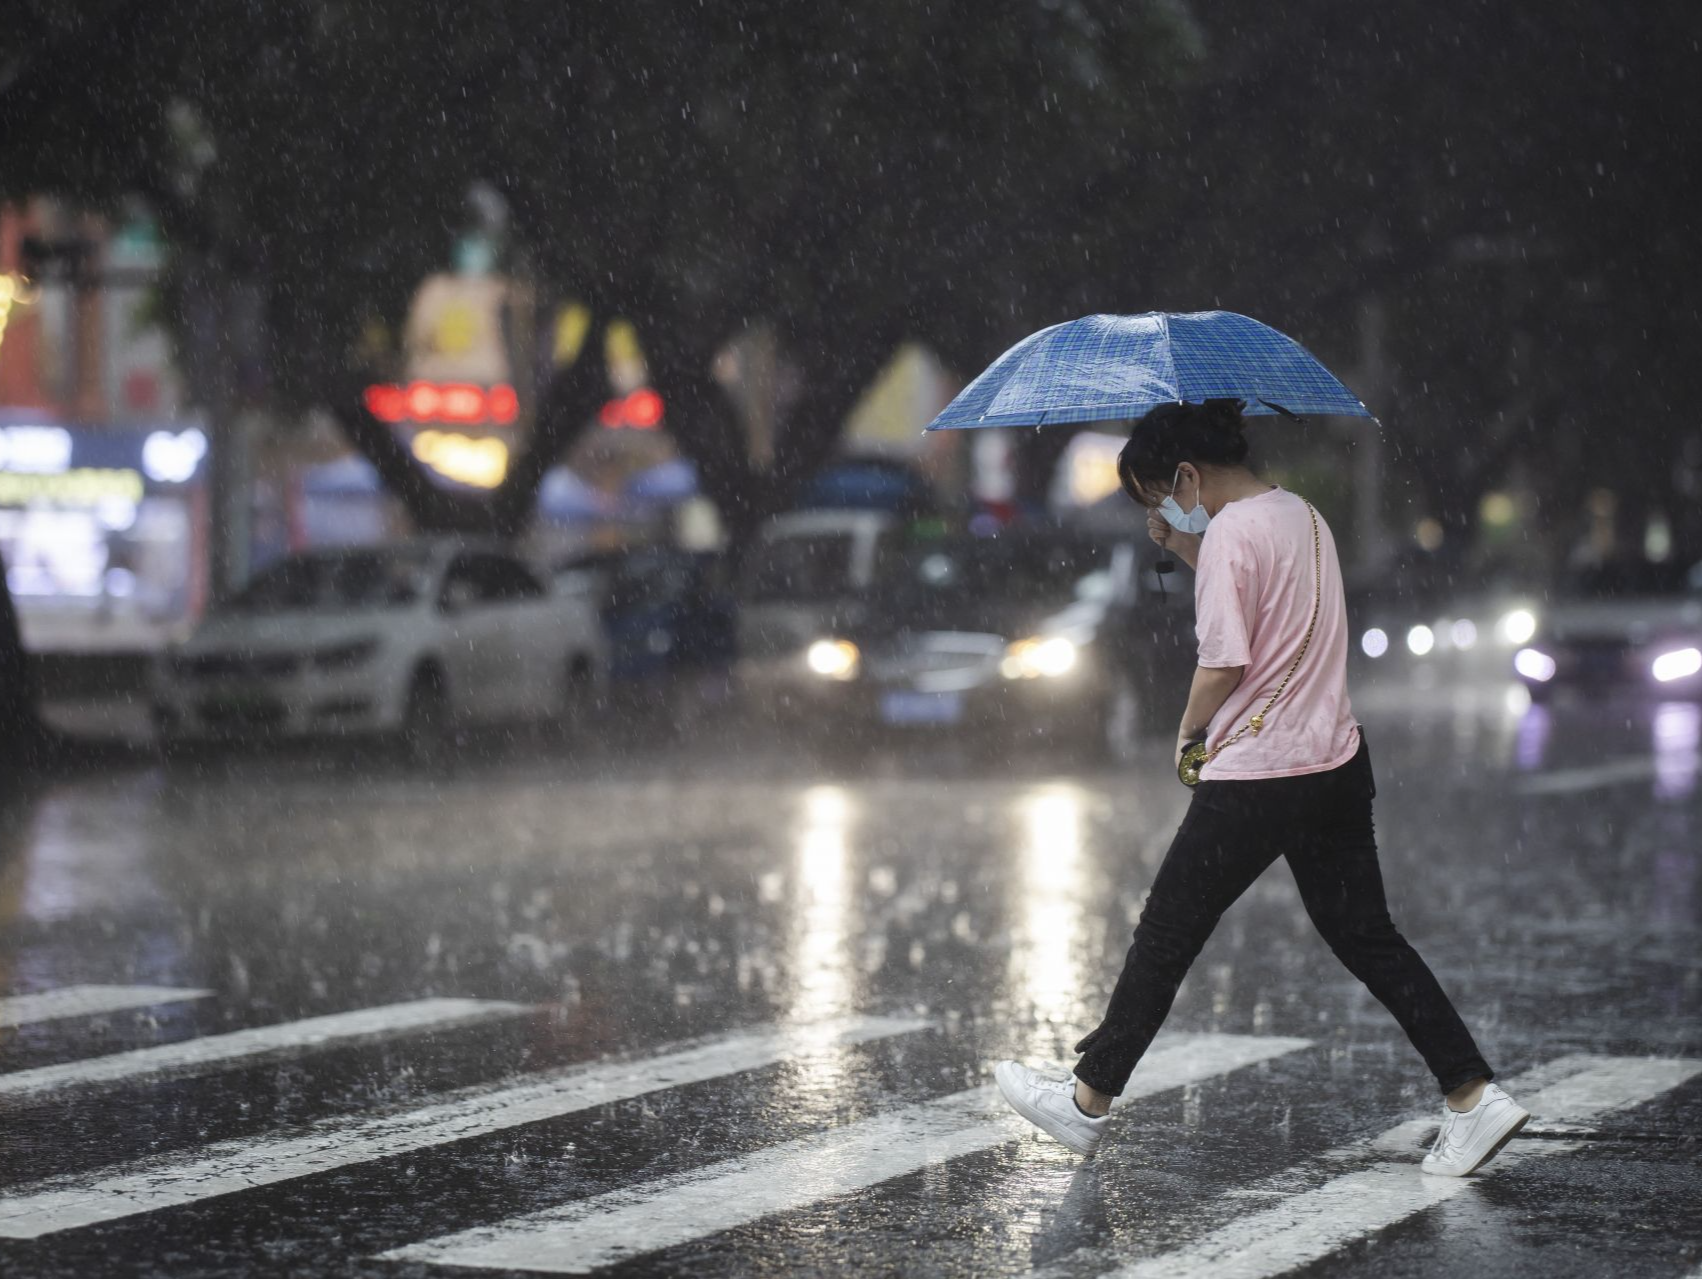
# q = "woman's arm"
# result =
<box><xmin>1178</xmin><ymin>664</ymin><xmax>1245</xmax><ymax>746</ymax></box>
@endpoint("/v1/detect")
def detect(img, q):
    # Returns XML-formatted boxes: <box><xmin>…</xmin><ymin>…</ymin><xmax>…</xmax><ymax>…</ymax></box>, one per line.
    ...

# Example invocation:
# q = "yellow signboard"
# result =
<box><xmin>0</xmin><ymin>467</ymin><xmax>145</xmax><ymax>507</ymax></box>
<box><xmin>411</xmin><ymin>430</ymin><xmax>508</xmax><ymax>489</ymax></box>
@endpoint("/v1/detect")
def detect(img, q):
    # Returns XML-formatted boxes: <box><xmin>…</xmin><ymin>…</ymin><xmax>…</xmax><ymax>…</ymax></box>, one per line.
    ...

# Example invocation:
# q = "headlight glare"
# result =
<box><xmin>1651</xmin><ymin>647</ymin><xmax>1702</xmax><ymax>683</ymax></box>
<box><xmin>1497</xmin><ymin>608</ymin><xmax>1538</xmax><ymax>646</ymax></box>
<box><xmin>1406</xmin><ymin>625</ymin><xmax>1436</xmax><ymax>657</ymax></box>
<box><xmin>1514</xmin><ymin>647</ymin><xmax>1557</xmax><ymax>682</ymax></box>
<box><xmin>806</xmin><ymin>638</ymin><xmax>860</xmax><ymax>680</ymax></box>
<box><xmin>1002</xmin><ymin>636</ymin><xmax>1078</xmax><ymax>679</ymax></box>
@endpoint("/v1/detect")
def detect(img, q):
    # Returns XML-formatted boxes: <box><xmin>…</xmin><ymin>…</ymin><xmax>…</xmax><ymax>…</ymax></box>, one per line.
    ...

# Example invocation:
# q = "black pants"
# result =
<box><xmin>1073</xmin><ymin>730</ymin><xmax>1492</xmax><ymax>1097</ymax></box>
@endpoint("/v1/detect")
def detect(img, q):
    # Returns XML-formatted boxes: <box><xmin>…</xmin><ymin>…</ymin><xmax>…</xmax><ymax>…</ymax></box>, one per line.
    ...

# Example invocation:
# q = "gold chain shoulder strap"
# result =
<box><xmin>1202</xmin><ymin>499</ymin><xmax>1322</xmax><ymax>766</ymax></box>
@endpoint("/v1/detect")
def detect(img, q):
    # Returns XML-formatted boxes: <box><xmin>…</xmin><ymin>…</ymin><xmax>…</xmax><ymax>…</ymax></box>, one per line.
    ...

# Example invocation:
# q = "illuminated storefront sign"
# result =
<box><xmin>404</xmin><ymin>272</ymin><xmax>512</xmax><ymax>385</ymax></box>
<box><xmin>0</xmin><ymin>417</ymin><xmax>203</xmax><ymax>624</ymax></box>
<box><xmin>0</xmin><ymin>423</ymin><xmax>142</xmax><ymax>510</ymax></box>
<box><xmin>364</xmin><ymin>381</ymin><xmax>519</xmax><ymax>426</ymax></box>
<box><xmin>0</xmin><ymin>421</ymin><xmax>204</xmax><ymax>509</ymax></box>
<box><xmin>410</xmin><ymin>429</ymin><xmax>509</xmax><ymax>489</ymax></box>
<box><xmin>0</xmin><ymin>424</ymin><xmax>73</xmax><ymax>473</ymax></box>
<box><xmin>0</xmin><ymin>468</ymin><xmax>145</xmax><ymax>507</ymax></box>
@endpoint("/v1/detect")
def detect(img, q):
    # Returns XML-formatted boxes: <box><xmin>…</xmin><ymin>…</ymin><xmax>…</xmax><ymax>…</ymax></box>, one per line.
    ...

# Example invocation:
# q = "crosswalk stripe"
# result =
<box><xmin>1516</xmin><ymin>757</ymin><xmax>1664</xmax><ymax>795</ymax></box>
<box><xmin>0</xmin><ymin>997</ymin><xmax>531</xmax><ymax>1102</ymax></box>
<box><xmin>1067</xmin><ymin>1054</ymin><xmax>1702</xmax><ymax>1279</ymax></box>
<box><xmin>0</xmin><ymin>985</ymin><xmax>213</xmax><ymax>1029</ymax></box>
<box><xmin>376</xmin><ymin>1031</ymin><xmax>1312</xmax><ymax>1274</ymax></box>
<box><xmin>0</xmin><ymin>1013</ymin><xmax>926</xmax><ymax>1240</ymax></box>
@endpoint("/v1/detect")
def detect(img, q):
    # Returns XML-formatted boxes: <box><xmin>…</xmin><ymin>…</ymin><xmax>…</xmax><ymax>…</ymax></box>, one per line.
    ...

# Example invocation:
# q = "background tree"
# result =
<box><xmin>3</xmin><ymin>0</ymin><xmax>1197</xmax><ymax>541</ymax></box>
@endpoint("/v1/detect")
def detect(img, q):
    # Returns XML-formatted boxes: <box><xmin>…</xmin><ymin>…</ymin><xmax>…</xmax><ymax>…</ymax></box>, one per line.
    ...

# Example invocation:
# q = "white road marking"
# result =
<box><xmin>0</xmin><ymin>1014</ymin><xmax>926</xmax><ymax>1240</ymax></box>
<box><xmin>0</xmin><ymin>985</ymin><xmax>212</xmax><ymax>1029</ymax></box>
<box><xmin>1516</xmin><ymin>756</ymin><xmax>1663</xmax><ymax>795</ymax></box>
<box><xmin>0</xmin><ymin>997</ymin><xmax>531</xmax><ymax>1102</ymax></box>
<box><xmin>377</xmin><ymin>1032</ymin><xmax>1312</xmax><ymax>1274</ymax></box>
<box><xmin>1075</xmin><ymin>1054</ymin><xmax>1702</xmax><ymax>1279</ymax></box>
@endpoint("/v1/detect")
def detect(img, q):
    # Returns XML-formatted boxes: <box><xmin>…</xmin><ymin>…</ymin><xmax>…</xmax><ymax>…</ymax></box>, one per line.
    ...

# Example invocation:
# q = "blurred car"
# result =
<box><xmin>740</xmin><ymin>526</ymin><xmax>1196</xmax><ymax>761</ymax></box>
<box><xmin>553</xmin><ymin>545</ymin><xmax>735</xmax><ymax>682</ymax></box>
<box><xmin>152</xmin><ymin>539</ymin><xmax>607</xmax><ymax>749</ymax></box>
<box><xmin>733</xmin><ymin>509</ymin><xmax>899</xmax><ymax>660</ymax></box>
<box><xmin>1347</xmin><ymin>550</ymin><xmax>1541</xmax><ymax>671</ymax></box>
<box><xmin>1512</xmin><ymin>559</ymin><xmax>1702</xmax><ymax>700</ymax></box>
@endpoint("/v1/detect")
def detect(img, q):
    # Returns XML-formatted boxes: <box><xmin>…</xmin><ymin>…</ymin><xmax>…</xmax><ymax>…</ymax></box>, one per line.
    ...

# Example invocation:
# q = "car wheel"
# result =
<box><xmin>556</xmin><ymin>655</ymin><xmax>599</xmax><ymax>734</ymax></box>
<box><xmin>402</xmin><ymin>668</ymin><xmax>453</xmax><ymax>770</ymax></box>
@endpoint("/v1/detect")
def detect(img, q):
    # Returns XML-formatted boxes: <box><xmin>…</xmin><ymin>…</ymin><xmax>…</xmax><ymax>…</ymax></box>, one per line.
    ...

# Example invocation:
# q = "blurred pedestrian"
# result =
<box><xmin>994</xmin><ymin>398</ymin><xmax>1526</xmax><ymax>1175</ymax></box>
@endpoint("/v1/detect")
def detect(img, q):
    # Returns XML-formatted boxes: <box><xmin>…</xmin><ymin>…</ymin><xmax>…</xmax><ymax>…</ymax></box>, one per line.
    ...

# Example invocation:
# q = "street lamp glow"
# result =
<box><xmin>1451</xmin><ymin>619</ymin><xmax>1479</xmax><ymax>651</ymax></box>
<box><xmin>1651</xmin><ymin>647</ymin><xmax>1702</xmax><ymax>683</ymax></box>
<box><xmin>1406</xmin><ymin>625</ymin><xmax>1436</xmax><ymax>657</ymax></box>
<box><xmin>1361</xmin><ymin>628</ymin><xmax>1389</xmax><ymax>658</ymax></box>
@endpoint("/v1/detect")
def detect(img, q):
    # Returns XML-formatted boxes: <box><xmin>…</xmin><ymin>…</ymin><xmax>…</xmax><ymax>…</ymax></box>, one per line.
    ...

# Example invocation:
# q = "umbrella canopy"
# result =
<box><xmin>925</xmin><ymin>311</ymin><xmax>1374</xmax><ymax>431</ymax></box>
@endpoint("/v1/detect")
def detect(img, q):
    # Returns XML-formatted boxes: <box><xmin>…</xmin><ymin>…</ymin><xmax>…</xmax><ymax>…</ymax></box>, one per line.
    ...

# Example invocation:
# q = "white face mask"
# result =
<box><xmin>1158</xmin><ymin>466</ymin><xmax>1210</xmax><ymax>534</ymax></box>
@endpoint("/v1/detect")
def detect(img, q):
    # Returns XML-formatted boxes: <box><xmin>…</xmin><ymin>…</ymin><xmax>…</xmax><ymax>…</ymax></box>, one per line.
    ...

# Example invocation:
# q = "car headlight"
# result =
<box><xmin>1360</xmin><ymin>627</ymin><xmax>1390</xmax><ymax>658</ymax></box>
<box><xmin>1652</xmin><ymin>646</ymin><xmax>1702</xmax><ymax>683</ymax></box>
<box><xmin>1000</xmin><ymin>636</ymin><xmax>1078</xmax><ymax>680</ymax></box>
<box><xmin>313</xmin><ymin>639</ymin><xmax>380</xmax><ymax>671</ymax></box>
<box><xmin>1496</xmin><ymin>608</ymin><xmax>1538</xmax><ymax>646</ymax></box>
<box><xmin>806</xmin><ymin>639</ymin><xmax>860</xmax><ymax>680</ymax></box>
<box><xmin>1514</xmin><ymin>647</ymin><xmax>1556</xmax><ymax>682</ymax></box>
<box><xmin>1406</xmin><ymin>625</ymin><xmax>1436</xmax><ymax>657</ymax></box>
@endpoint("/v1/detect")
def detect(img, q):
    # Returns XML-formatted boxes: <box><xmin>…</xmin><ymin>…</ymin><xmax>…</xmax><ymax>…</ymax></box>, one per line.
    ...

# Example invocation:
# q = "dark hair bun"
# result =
<box><xmin>1201</xmin><ymin>397</ymin><xmax>1248</xmax><ymax>437</ymax></box>
<box><xmin>1116</xmin><ymin>397</ymin><xmax>1250</xmax><ymax>504</ymax></box>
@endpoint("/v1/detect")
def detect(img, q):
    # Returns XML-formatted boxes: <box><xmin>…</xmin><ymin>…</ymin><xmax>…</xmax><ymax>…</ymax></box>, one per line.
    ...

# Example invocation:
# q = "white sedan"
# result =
<box><xmin>151</xmin><ymin>539</ymin><xmax>606</xmax><ymax>750</ymax></box>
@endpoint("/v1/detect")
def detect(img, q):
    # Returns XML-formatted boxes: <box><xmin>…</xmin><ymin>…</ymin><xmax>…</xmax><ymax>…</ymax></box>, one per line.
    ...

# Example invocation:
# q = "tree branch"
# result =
<box><xmin>490</xmin><ymin>346</ymin><xmax>605</xmax><ymax>538</ymax></box>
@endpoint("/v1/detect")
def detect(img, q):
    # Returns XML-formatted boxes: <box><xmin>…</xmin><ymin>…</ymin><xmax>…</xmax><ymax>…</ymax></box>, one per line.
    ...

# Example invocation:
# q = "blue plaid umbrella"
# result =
<box><xmin>925</xmin><ymin>311</ymin><xmax>1374</xmax><ymax>431</ymax></box>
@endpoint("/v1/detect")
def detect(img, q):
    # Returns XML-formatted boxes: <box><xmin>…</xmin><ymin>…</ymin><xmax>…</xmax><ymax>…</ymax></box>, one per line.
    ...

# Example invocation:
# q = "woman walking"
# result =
<box><xmin>994</xmin><ymin>398</ymin><xmax>1527</xmax><ymax>1175</ymax></box>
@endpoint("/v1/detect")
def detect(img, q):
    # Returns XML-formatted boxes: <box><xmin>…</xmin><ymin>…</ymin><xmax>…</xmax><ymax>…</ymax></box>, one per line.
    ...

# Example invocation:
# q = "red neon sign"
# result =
<box><xmin>599</xmin><ymin>387</ymin><xmax>664</xmax><ymax>430</ymax></box>
<box><xmin>364</xmin><ymin>382</ymin><xmax>519</xmax><ymax>426</ymax></box>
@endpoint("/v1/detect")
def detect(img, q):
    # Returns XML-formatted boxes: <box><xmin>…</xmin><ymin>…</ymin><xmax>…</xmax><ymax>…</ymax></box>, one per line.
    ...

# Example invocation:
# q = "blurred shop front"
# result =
<box><xmin>1</xmin><ymin>202</ymin><xmax>209</xmax><ymax>654</ymax></box>
<box><xmin>0</xmin><ymin>413</ymin><xmax>207</xmax><ymax>652</ymax></box>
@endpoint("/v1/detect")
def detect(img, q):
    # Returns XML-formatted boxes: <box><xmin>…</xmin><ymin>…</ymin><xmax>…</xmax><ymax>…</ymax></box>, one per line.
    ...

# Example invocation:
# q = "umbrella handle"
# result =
<box><xmin>1153</xmin><ymin>556</ymin><xmax>1175</xmax><ymax>604</ymax></box>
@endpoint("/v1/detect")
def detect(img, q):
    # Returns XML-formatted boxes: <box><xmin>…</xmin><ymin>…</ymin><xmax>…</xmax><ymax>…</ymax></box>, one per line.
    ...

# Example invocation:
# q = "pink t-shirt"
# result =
<box><xmin>1193</xmin><ymin>487</ymin><xmax>1359</xmax><ymax>781</ymax></box>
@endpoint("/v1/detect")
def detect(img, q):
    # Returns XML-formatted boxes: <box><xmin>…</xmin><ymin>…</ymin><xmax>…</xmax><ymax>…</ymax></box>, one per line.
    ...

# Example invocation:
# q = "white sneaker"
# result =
<box><xmin>994</xmin><ymin>1061</ymin><xmax>1110</xmax><ymax>1158</ymax></box>
<box><xmin>1421</xmin><ymin>1083</ymin><xmax>1530</xmax><ymax>1177</ymax></box>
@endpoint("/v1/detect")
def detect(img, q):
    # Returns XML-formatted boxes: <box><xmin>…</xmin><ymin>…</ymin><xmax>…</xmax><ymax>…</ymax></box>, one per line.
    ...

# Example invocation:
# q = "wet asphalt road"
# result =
<box><xmin>0</xmin><ymin>668</ymin><xmax>1698</xmax><ymax>1278</ymax></box>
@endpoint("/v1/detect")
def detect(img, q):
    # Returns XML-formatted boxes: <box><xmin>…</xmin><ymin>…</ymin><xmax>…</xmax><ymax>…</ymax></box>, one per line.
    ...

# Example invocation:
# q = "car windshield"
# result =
<box><xmin>226</xmin><ymin>549</ymin><xmax>433</xmax><ymax>613</ymax></box>
<box><xmin>870</xmin><ymin>535</ymin><xmax>1111</xmax><ymax>622</ymax></box>
<box><xmin>1561</xmin><ymin>559</ymin><xmax>1702</xmax><ymax>600</ymax></box>
<box><xmin>608</xmin><ymin>550</ymin><xmax>697</xmax><ymax>607</ymax></box>
<box><xmin>738</xmin><ymin>533</ymin><xmax>855</xmax><ymax>602</ymax></box>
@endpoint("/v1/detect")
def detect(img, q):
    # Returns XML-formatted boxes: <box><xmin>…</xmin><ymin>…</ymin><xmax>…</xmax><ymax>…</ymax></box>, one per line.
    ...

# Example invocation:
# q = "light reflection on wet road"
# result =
<box><xmin>0</xmin><ymin>674</ymin><xmax>1697</xmax><ymax>1277</ymax></box>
